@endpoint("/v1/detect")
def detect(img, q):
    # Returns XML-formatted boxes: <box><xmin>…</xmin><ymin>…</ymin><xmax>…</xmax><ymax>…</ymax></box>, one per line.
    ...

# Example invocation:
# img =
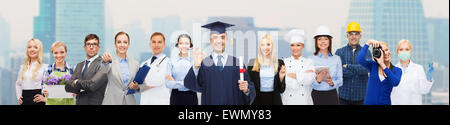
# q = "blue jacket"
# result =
<box><xmin>357</xmin><ymin>44</ymin><xmax>402</xmax><ymax>105</ymax></box>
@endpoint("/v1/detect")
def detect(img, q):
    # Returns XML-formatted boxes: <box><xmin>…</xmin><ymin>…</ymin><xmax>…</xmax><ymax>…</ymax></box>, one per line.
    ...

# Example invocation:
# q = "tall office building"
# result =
<box><xmin>426</xmin><ymin>18</ymin><xmax>449</xmax><ymax>66</ymax></box>
<box><xmin>426</xmin><ymin>18</ymin><xmax>449</xmax><ymax>105</ymax></box>
<box><xmin>0</xmin><ymin>15</ymin><xmax>10</xmax><ymax>68</ymax></box>
<box><xmin>55</xmin><ymin>0</ymin><xmax>105</xmax><ymax>65</ymax></box>
<box><xmin>344</xmin><ymin>0</ymin><xmax>433</xmax><ymax>104</ymax></box>
<box><xmin>33</xmin><ymin>0</ymin><xmax>56</xmax><ymax>64</ymax></box>
<box><xmin>6</xmin><ymin>52</ymin><xmax>25</xmax><ymax>105</ymax></box>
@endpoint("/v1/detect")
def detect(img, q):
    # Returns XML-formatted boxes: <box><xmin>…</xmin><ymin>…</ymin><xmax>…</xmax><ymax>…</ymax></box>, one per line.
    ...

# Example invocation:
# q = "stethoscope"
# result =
<box><xmin>146</xmin><ymin>56</ymin><xmax>167</xmax><ymax>72</ymax></box>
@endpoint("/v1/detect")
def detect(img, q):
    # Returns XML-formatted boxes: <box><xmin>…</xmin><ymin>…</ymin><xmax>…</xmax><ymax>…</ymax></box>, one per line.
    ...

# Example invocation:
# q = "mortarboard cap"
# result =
<box><xmin>202</xmin><ymin>21</ymin><xmax>235</xmax><ymax>34</ymax></box>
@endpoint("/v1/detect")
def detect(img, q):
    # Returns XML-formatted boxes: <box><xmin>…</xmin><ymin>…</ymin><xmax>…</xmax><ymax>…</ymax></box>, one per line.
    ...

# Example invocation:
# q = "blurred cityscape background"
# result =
<box><xmin>0</xmin><ymin>0</ymin><xmax>448</xmax><ymax>105</ymax></box>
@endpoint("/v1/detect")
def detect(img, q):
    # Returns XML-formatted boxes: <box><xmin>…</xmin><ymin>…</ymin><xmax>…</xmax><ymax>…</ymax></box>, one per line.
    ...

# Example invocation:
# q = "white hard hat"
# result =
<box><xmin>314</xmin><ymin>25</ymin><xmax>332</xmax><ymax>38</ymax></box>
<box><xmin>285</xmin><ymin>29</ymin><xmax>305</xmax><ymax>44</ymax></box>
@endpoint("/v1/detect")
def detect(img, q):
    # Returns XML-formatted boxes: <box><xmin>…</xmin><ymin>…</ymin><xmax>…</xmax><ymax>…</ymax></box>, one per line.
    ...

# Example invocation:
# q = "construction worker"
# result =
<box><xmin>335</xmin><ymin>22</ymin><xmax>372</xmax><ymax>105</ymax></box>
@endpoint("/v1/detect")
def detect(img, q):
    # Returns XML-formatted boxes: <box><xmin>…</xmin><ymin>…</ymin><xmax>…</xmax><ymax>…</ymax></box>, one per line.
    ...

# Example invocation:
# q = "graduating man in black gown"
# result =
<box><xmin>184</xmin><ymin>21</ymin><xmax>256</xmax><ymax>105</ymax></box>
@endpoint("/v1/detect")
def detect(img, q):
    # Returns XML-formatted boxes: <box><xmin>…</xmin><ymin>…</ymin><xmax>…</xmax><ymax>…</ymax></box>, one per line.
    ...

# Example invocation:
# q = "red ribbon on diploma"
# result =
<box><xmin>240</xmin><ymin>68</ymin><xmax>246</xmax><ymax>73</ymax></box>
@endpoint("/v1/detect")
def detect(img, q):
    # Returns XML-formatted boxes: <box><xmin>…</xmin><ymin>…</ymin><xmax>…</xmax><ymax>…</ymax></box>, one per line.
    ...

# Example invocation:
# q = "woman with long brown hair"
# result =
<box><xmin>310</xmin><ymin>26</ymin><xmax>343</xmax><ymax>105</ymax></box>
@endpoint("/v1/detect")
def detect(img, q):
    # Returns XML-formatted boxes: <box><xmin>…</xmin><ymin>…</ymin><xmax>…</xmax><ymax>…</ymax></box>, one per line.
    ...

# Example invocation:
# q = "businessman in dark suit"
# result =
<box><xmin>65</xmin><ymin>34</ymin><xmax>108</xmax><ymax>105</ymax></box>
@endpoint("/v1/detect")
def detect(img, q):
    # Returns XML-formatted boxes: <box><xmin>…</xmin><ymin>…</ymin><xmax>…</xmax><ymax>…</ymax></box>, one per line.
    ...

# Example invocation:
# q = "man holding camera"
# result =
<box><xmin>335</xmin><ymin>22</ymin><xmax>372</xmax><ymax>105</ymax></box>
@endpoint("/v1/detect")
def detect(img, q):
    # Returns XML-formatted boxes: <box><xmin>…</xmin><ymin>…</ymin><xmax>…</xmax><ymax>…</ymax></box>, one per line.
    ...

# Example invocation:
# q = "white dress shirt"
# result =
<box><xmin>15</xmin><ymin>61</ymin><xmax>48</xmax><ymax>100</ymax></box>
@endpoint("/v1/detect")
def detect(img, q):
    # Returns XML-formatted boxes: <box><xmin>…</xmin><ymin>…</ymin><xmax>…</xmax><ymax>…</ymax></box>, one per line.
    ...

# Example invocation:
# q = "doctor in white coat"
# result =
<box><xmin>391</xmin><ymin>40</ymin><xmax>433</xmax><ymax>105</ymax></box>
<box><xmin>282</xmin><ymin>29</ymin><xmax>316</xmax><ymax>105</ymax></box>
<box><xmin>139</xmin><ymin>32</ymin><xmax>171</xmax><ymax>105</ymax></box>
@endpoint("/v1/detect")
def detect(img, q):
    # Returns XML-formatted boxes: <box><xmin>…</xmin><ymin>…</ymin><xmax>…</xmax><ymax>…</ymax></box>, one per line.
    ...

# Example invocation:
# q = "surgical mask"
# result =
<box><xmin>398</xmin><ymin>51</ymin><xmax>411</xmax><ymax>61</ymax></box>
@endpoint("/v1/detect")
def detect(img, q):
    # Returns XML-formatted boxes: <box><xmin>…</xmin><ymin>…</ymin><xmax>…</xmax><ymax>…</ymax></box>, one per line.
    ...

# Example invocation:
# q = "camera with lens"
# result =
<box><xmin>373</xmin><ymin>46</ymin><xmax>384</xmax><ymax>58</ymax></box>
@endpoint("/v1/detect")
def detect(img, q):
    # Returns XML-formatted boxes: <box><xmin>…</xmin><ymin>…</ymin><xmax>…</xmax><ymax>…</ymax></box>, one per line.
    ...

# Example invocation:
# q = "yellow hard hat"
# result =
<box><xmin>346</xmin><ymin>22</ymin><xmax>362</xmax><ymax>33</ymax></box>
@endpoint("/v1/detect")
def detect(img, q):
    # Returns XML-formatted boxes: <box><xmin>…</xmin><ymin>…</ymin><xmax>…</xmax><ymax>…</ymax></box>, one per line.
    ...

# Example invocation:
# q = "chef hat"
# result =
<box><xmin>285</xmin><ymin>29</ymin><xmax>305</xmax><ymax>44</ymax></box>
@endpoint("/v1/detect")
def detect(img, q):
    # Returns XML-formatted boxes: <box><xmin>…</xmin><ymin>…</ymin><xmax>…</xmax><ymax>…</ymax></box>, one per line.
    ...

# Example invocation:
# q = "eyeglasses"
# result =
<box><xmin>85</xmin><ymin>43</ymin><xmax>99</xmax><ymax>48</ymax></box>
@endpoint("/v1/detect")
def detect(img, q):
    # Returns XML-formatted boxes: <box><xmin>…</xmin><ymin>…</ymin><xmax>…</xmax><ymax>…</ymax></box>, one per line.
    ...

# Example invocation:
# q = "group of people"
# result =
<box><xmin>15</xmin><ymin>21</ymin><xmax>434</xmax><ymax>105</ymax></box>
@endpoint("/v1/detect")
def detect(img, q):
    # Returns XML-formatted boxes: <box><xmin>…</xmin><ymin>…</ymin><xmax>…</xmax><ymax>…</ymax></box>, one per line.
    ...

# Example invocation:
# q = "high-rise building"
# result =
<box><xmin>6</xmin><ymin>52</ymin><xmax>25</xmax><ymax>105</ymax></box>
<box><xmin>55</xmin><ymin>0</ymin><xmax>105</xmax><ymax>65</ymax></box>
<box><xmin>343</xmin><ymin>0</ymin><xmax>431</xmax><ymax>67</ymax></box>
<box><xmin>33</xmin><ymin>0</ymin><xmax>56</xmax><ymax>64</ymax></box>
<box><xmin>0</xmin><ymin>15</ymin><xmax>10</xmax><ymax>68</ymax></box>
<box><xmin>344</xmin><ymin>0</ymin><xmax>433</xmax><ymax>104</ymax></box>
<box><xmin>426</xmin><ymin>18</ymin><xmax>449</xmax><ymax>66</ymax></box>
<box><xmin>126</xmin><ymin>20</ymin><xmax>149</xmax><ymax>62</ymax></box>
<box><xmin>426</xmin><ymin>18</ymin><xmax>449</xmax><ymax>105</ymax></box>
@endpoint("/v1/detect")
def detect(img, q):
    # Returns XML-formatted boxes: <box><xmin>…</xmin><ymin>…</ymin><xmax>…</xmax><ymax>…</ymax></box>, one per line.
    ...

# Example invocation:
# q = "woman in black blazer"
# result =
<box><xmin>248</xmin><ymin>34</ymin><xmax>286</xmax><ymax>105</ymax></box>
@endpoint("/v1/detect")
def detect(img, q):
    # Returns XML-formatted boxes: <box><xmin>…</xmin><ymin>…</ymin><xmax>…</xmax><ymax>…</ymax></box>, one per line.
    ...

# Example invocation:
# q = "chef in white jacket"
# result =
<box><xmin>391</xmin><ymin>40</ymin><xmax>433</xmax><ymax>105</ymax></box>
<box><xmin>281</xmin><ymin>29</ymin><xmax>316</xmax><ymax>105</ymax></box>
<box><xmin>139</xmin><ymin>32</ymin><xmax>171</xmax><ymax>105</ymax></box>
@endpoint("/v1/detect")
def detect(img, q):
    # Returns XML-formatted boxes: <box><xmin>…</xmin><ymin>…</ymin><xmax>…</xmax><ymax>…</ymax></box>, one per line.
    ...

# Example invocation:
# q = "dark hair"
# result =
<box><xmin>314</xmin><ymin>35</ymin><xmax>333</xmax><ymax>56</ymax></box>
<box><xmin>175</xmin><ymin>34</ymin><xmax>193</xmax><ymax>48</ymax></box>
<box><xmin>84</xmin><ymin>34</ymin><xmax>100</xmax><ymax>45</ymax></box>
<box><xmin>115</xmin><ymin>31</ymin><xmax>130</xmax><ymax>44</ymax></box>
<box><xmin>150</xmin><ymin>32</ymin><xmax>165</xmax><ymax>42</ymax></box>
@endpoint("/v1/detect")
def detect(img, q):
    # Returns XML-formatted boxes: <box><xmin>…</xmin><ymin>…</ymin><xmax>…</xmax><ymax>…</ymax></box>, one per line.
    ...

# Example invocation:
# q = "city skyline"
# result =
<box><xmin>0</xmin><ymin>0</ymin><xmax>448</xmax><ymax>51</ymax></box>
<box><xmin>0</xmin><ymin>0</ymin><xmax>448</xmax><ymax>105</ymax></box>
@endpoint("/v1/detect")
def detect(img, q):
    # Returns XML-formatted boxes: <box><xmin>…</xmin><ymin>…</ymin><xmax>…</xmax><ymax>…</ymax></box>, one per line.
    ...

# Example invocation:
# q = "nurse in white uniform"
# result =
<box><xmin>139</xmin><ymin>32</ymin><xmax>171</xmax><ymax>105</ymax></box>
<box><xmin>391</xmin><ymin>40</ymin><xmax>434</xmax><ymax>105</ymax></box>
<box><xmin>282</xmin><ymin>29</ymin><xmax>316</xmax><ymax>105</ymax></box>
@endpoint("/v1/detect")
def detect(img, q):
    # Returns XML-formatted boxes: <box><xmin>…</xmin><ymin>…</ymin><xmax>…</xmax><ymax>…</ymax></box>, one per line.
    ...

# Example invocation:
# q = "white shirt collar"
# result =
<box><xmin>211</xmin><ymin>52</ymin><xmax>228</xmax><ymax>66</ymax></box>
<box><xmin>86</xmin><ymin>54</ymin><xmax>99</xmax><ymax>62</ymax></box>
<box><xmin>212</xmin><ymin>52</ymin><xmax>227</xmax><ymax>59</ymax></box>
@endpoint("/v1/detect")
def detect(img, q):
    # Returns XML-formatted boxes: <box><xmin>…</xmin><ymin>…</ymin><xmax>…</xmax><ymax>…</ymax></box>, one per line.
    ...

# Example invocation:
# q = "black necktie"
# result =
<box><xmin>150</xmin><ymin>56</ymin><xmax>157</xmax><ymax>64</ymax></box>
<box><xmin>81</xmin><ymin>60</ymin><xmax>90</xmax><ymax>79</ymax></box>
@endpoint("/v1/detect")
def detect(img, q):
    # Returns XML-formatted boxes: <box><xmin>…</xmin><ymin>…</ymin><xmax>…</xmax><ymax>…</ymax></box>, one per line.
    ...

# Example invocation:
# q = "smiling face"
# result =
<box><xmin>347</xmin><ymin>31</ymin><xmax>361</xmax><ymax>46</ymax></box>
<box><xmin>380</xmin><ymin>43</ymin><xmax>391</xmax><ymax>61</ymax></box>
<box><xmin>27</xmin><ymin>40</ymin><xmax>39</xmax><ymax>60</ymax></box>
<box><xmin>260</xmin><ymin>38</ymin><xmax>272</xmax><ymax>57</ymax></box>
<box><xmin>115</xmin><ymin>34</ymin><xmax>130</xmax><ymax>55</ymax></box>
<box><xmin>150</xmin><ymin>35</ymin><xmax>165</xmax><ymax>55</ymax></box>
<box><xmin>290</xmin><ymin>42</ymin><xmax>304</xmax><ymax>57</ymax></box>
<box><xmin>210</xmin><ymin>33</ymin><xmax>227</xmax><ymax>53</ymax></box>
<box><xmin>52</xmin><ymin>46</ymin><xmax>66</xmax><ymax>64</ymax></box>
<box><xmin>317</xmin><ymin>36</ymin><xmax>330</xmax><ymax>51</ymax></box>
<box><xmin>178</xmin><ymin>37</ymin><xmax>191</xmax><ymax>54</ymax></box>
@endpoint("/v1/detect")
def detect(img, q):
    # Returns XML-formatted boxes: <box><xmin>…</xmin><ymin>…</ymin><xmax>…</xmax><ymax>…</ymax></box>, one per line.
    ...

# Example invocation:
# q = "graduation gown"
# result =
<box><xmin>184</xmin><ymin>55</ymin><xmax>256</xmax><ymax>105</ymax></box>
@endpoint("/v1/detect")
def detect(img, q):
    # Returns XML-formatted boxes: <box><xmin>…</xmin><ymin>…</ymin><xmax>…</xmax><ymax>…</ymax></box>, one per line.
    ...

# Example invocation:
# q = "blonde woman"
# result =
<box><xmin>358</xmin><ymin>40</ymin><xmax>402</xmax><ymax>105</ymax></box>
<box><xmin>42</xmin><ymin>41</ymin><xmax>76</xmax><ymax>105</ymax></box>
<box><xmin>282</xmin><ymin>29</ymin><xmax>315</xmax><ymax>105</ymax></box>
<box><xmin>391</xmin><ymin>40</ymin><xmax>433</xmax><ymax>105</ymax></box>
<box><xmin>15</xmin><ymin>38</ymin><xmax>48</xmax><ymax>105</ymax></box>
<box><xmin>247</xmin><ymin>34</ymin><xmax>286</xmax><ymax>105</ymax></box>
